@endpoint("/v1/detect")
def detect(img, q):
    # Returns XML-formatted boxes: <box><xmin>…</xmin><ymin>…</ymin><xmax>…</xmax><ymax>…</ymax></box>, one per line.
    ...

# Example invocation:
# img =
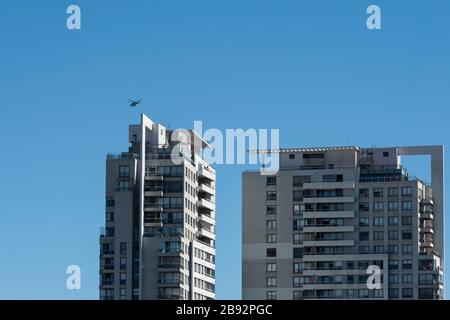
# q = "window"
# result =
<box><xmin>388</xmin><ymin>231</ymin><xmax>398</xmax><ymax>240</ymax></box>
<box><xmin>267</xmin><ymin>205</ymin><xmax>277</xmax><ymax>215</ymax></box>
<box><xmin>359</xmin><ymin>202</ymin><xmax>369</xmax><ymax>212</ymax></box>
<box><xmin>119</xmin><ymin>288</ymin><xmax>126</xmax><ymax>300</ymax></box>
<box><xmin>293</xmin><ymin>219</ymin><xmax>304</xmax><ymax>231</ymax></box>
<box><xmin>293</xmin><ymin>263</ymin><xmax>303</xmax><ymax>273</ymax></box>
<box><xmin>105</xmin><ymin>227</ymin><xmax>114</xmax><ymax>237</ymax></box>
<box><xmin>266</xmin><ymin>234</ymin><xmax>277</xmax><ymax>243</ymax></box>
<box><xmin>267</xmin><ymin>191</ymin><xmax>277</xmax><ymax>201</ymax></box>
<box><xmin>402</xmin><ymin>216</ymin><xmax>412</xmax><ymax>226</ymax></box>
<box><xmin>373</xmin><ymin>188</ymin><xmax>384</xmax><ymax>197</ymax></box>
<box><xmin>373</xmin><ymin>217</ymin><xmax>384</xmax><ymax>226</ymax></box>
<box><xmin>120</xmin><ymin>242</ymin><xmax>127</xmax><ymax>255</ymax></box>
<box><xmin>267</xmin><ymin>248</ymin><xmax>277</xmax><ymax>257</ymax></box>
<box><xmin>383</xmin><ymin>151</ymin><xmax>389</xmax><ymax>157</ymax></box>
<box><xmin>267</xmin><ymin>263</ymin><xmax>277</xmax><ymax>272</ymax></box>
<box><xmin>402</xmin><ymin>231</ymin><xmax>413</xmax><ymax>240</ymax></box>
<box><xmin>293</xmin><ymin>247</ymin><xmax>303</xmax><ymax>259</ymax></box>
<box><xmin>118</xmin><ymin>180</ymin><xmax>130</xmax><ymax>191</ymax></box>
<box><xmin>289</xmin><ymin>154</ymin><xmax>295</xmax><ymax>159</ymax></box>
<box><xmin>266</xmin><ymin>277</ymin><xmax>277</xmax><ymax>287</ymax></box>
<box><xmin>359</xmin><ymin>217</ymin><xmax>369</xmax><ymax>226</ymax></box>
<box><xmin>373</xmin><ymin>202</ymin><xmax>384</xmax><ymax>212</ymax></box>
<box><xmin>402</xmin><ymin>288</ymin><xmax>413</xmax><ymax>298</ymax></box>
<box><xmin>120</xmin><ymin>257</ymin><xmax>126</xmax><ymax>270</ymax></box>
<box><xmin>293</xmin><ymin>291</ymin><xmax>301</xmax><ymax>300</ymax></box>
<box><xmin>402</xmin><ymin>274</ymin><xmax>413</xmax><ymax>284</ymax></box>
<box><xmin>293</xmin><ymin>175</ymin><xmax>311</xmax><ymax>186</ymax></box>
<box><xmin>402</xmin><ymin>260</ymin><xmax>413</xmax><ymax>270</ymax></box>
<box><xmin>359</xmin><ymin>189</ymin><xmax>369</xmax><ymax>198</ymax></box>
<box><xmin>106</xmin><ymin>212</ymin><xmax>114</xmax><ymax>222</ymax></box>
<box><xmin>323</xmin><ymin>174</ymin><xmax>343</xmax><ymax>182</ymax></box>
<box><xmin>359</xmin><ymin>232</ymin><xmax>369</xmax><ymax>241</ymax></box>
<box><xmin>373</xmin><ymin>231</ymin><xmax>384</xmax><ymax>241</ymax></box>
<box><xmin>293</xmin><ymin>190</ymin><xmax>302</xmax><ymax>202</ymax></box>
<box><xmin>389</xmin><ymin>288</ymin><xmax>399</xmax><ymax>299</ymax></box>
<box><xmin>266</xmin><ymin>220</ymin><xmax>277</xmax><ymax>230</ymax></box>
<box><xmin>389</xmin><ymin>260</ymin><xmax>399</xmax><ymax>270</ymax></box>
<box><xmin>119</xmin><ymin>165</ymin><xmax>130</xmax><ymax>177</ymax></box>
<box><xmin>106</xmin><ymin>197</ymin><xmax>115</xmax><ymax>207</ymax></box>
<box><xmin>418</xmin><ymin>274</ymin><xmax>434</xmax><ymax>285</ymax></box>
<box><xmin>359</xmin><ymin>246</ymin><xmax>370</xmax><ymax>254</ymax></box>
<box><xmin>293</xmin><ymin>233</ymin><xmax>303</xmax><ymax>244</ymax></box>
<box><xmin>359</xmin><ymin>289</ymin><xmax>369</xmax><ymax>298</ymax></box>
<box><xmin>266</xmin><ymin>291</ymin><xmax>277</xmax><ymax>300</ymax></box>
<box><xmin>266</xmin><ymin>177</ymin><xmax>277</xmax><ymax>186</ymax></box>
<box><xmin>388</xmin><ymin>187</ymin><xmax>399</xmax><ymax>197</ymax></box>
<box><xmin>293</xmin><ymin>204</ymin><xmax>303</xmax><ymax>215</ymax></box>
<box><xmin>402</xmin><ymin>187</ymin><xmax>412</xmax><ymax>196</ymax></box>
<box><xmin>419</xmin><ymin>288</ymin><xmax>434</xmax><ymax>299</ymax></box>
<box><xmin>374</xmin><ymin>245</ymin><xmax>384</xmax><ymax>253</ymax></box>
<box><xmin>388</xmin><ymin>216</ymin><xmax>398</xmax><ymax>226</ymax></box>
<box><xmin>389</xmin><ymin>274</ymin><xmax>399</xmax><ymax>284</ymax></box>
<box><xmin>402</xmin><ymin>201</ymin><xmax>413</xmax><ymax>211</ymax></box>
<box><xmin>120</xmin><ymin>273</ymin><xmax>126</xmax><ymax>285</ymax></box>
<box><xmin>303</xmin><ymin>153</ymin><xmax>324</xmax><ymax>159</ymax></box>
<box><xmin>388</xmin><ymin>245</ymin><xmax>399</xmax><ymax>254</ymax></box>
<box><xmin>388</xmin><ymin>201</ymin><xmax>398</xmax><ymax>212</ymax></box>
<box><xmin>402</xmin><ymin>244</ymin><xmax>413</xmax><ymax>254</ymax></box>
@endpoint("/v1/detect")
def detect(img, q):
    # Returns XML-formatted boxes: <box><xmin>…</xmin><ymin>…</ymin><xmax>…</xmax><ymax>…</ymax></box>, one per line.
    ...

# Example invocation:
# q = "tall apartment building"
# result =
<box><xmin>99</xmin><ymin>114</ymin><xmax>216</xmax><ymax>300</ymax></box>
<box><xmin>243</xmin><ymin>146</ymin><xmax>444</xmax><ymax>300</ymax></box>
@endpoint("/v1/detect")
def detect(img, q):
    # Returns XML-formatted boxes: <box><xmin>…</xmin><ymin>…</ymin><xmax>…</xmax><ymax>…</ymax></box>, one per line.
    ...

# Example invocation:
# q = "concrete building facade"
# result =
<box><xmin>243</xmin><ymin>146</ymin><xmax>444</xmax><ymax>300</ymax></box>
<box><xmin>99</xmin><ymin>114</ymin><xmax>216</xmax><ymax>300</ymax></box>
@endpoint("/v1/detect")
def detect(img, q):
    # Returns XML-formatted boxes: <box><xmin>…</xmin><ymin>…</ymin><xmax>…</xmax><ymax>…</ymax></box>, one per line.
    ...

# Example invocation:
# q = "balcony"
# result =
<box><xmin>303</xmin><ymin>211</ymin><xmax>354</xmax><ymax>219</ymax></box>
<box><xmin>158</xmin><ymin>263</ymin><xmax>184</xmax><ymax>270</ymax></box>
<box><xmin>198</xmin><ymin>183</ymin><xmax>215</xmax><ymax>195</ymax></box>
<box><xmin>303</xmin><ymin>226</ymin><xmax>354</xmax><ymax>233</ymax></box>
<box><xmin>158</xmin><ymin>294</ymin><xmax>183</xmax><ymax>300</ymax></box>
<box><xmin>199</xmin><ymin>166</ymin><xmax>215</xmax><ymax>181</ymax></box>
<box><xmin>303</xmin><ymin>181</ymin><xmax>355</xmax><ymax>190</ymax></box>
<box><xmin>198</xmin><ymin>228</ymin><xmax>215</xmax><ymax>240</ymax></box>
<box><xmin>199</xmin><ymin>213</ymin><xmax>215</xmax><ymax>225</ymax></box>
<box><xmin>158</xmin><ymin>279</ymin><xmax>184</xmax><ymax>285</ymax></box>
<box><xmin>420</xmin><ymin>225</ymin><xmax>434</xmax><ymax>234</ymax></box>
<box><xmin>303</xmin><ymin>240</ymin><xmax>354</xmax><ymax>247</ymax></box>
<box><xmin>197</xmin><ymin>198</ymin><xmax>215</xmax><ymax>211</ymax></box>
<box><xmin>159</xmin><ymin>248</ymin><xmax>184</xmax><ymax>255</ymax></box>
<box><xmin>303</xmin><ymin>196</ymin><xmax>354</xmax><ymax>204</ymax></box>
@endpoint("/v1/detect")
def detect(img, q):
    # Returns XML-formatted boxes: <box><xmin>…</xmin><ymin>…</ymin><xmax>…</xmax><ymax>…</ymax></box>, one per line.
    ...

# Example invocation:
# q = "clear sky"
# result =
<box><xmin>0</xmin><ymin>0</ymin><xmax>449</xmax><ymax>299</ymax></box>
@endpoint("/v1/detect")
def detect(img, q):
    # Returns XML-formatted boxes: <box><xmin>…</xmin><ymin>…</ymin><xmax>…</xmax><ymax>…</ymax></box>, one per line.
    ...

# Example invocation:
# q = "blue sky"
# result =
<box><xmin>0</xmin><ymin>0</ymin><xmax>449</xmax><ymax>299</ymax></box>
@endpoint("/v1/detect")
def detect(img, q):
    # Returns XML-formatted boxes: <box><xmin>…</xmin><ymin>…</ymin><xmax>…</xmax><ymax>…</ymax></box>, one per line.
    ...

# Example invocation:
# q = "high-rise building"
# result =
<box><xmin>100</xmin><ymin>114</ymin><xmax>216</xmax><ymax>300</ymax></box>
<box><xmin>242</xmin><ymin>146</ymin><xmax>444</xmax><ymax>300</ymax></box>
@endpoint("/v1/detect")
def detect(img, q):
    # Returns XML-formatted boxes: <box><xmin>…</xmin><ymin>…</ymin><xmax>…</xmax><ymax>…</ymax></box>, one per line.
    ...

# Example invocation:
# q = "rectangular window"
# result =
<box><xmin>266</xmin><ymin>205</ymin><xmax>277</xmax><ymax>215</ymax></box>
<box><xmin>303</xmin><ymin>153</ymin><xmax>324</xmax><ymax>159</ymax></box>
<box><xmin>359</xmin><ymin>202</ymin><xmax>369</xmax><ymax>212</ymax></box>
<box><xmin>266</xmin><ymin>291</ymin><xmax>277</xmax><ymax>300</ymax></box>
<box><xmin>267</xmin><ymin>248</ymin><xmax>277</xmax><ymax>257</ymax></box>
<box><xmin>267</xmin><ymin>191</ymin><xmax>277</xmax><ymax>201</ymax></box>
<box><xmin>266</xmin><ymin>177</ymin><xmax>277</xmax><ymax>186</ymax></box>
<box><xmin>388</xmin><ymin>187</ymin><xmax>398</xmax><ymax>197</ymax></box>
<box><xmin>266</xmin><ymin>277</ymin><xmax>277</xmax><ymax>287</ymax></box>
<box><xmin>293</xmin><ymin>204</ymin><xmax>303</xmax><ymax>215</ymax></box>
<box><xmin>388</xmin><ymin>245</ymin><xmax>399</xmax><ymax>254</ymax></box>
<box><xmin>266</xmin><ymin>234</ymin><xmax>277</xmax><ymax>243</ymax></box>
<box><xmin>402</xmin><ymin>288</ymin><xmax>413</xmax><ymax>298</ymax></box>
<box><xmin>388</xmin><ymin>201</ymin><xmax>398</xmax><ymax>212</ymax></box>
<box><xmin>119</xmin><ymin>288</ymin><xmax>126</xmax><ymax>300</ymax></box>
<box><xmin>402</xmin><ymin>201</ymin><xmax>413</xmax><ymax>211</ymax></box>
<box><xmin>120</xmin><ymin>272</ymin><xmax>126</xmax><ymax>285</ymax></box>
<box><xmin>373</xmin><ymin>202</ymin><xmax>384</xmax><ymax>212</ymax></box>
<box><xmin>374</xmin><ymin>245</ymin><xmax>384</xmax><ymax>253</ymax></box>
<box><xmin>389</xmin><ymin>274</ymin><xmax>399</xmax><ymax>284</ymax></box>
<box><xmin>359</xmin><ymin>189</ymin><xmax>369</xmax><ymax>198</ymax></box>
<box><xmin>373</xmin><ymin>217</ymin><xmax>384</xmax><ymax>226</ymax></box>
<box><xmin>389</xmin><ymin>288</ymin><xmax>399</xmax><ymax>299</ymax></box>
<box><xmin>120</xmin><ymin>242</ymin><xmax>127</xmax><ymax>255</ymax></box>
<box><xmin>402</xmin><ymin>260</ymin><xmax>413</xmax><ymax>270</ymax></box>
<box><xmin>388</xmin><ymin>216</ymin><xmax>398</xmax><ymax>226</ymax></box>
<box><xmin>119</xmin><ymin>165</ymin><xmax>130</xmax><ymax>177</ymax></box>
<box><xmin>402</xmin><ymin>216</ymin><xmax>412</xmax><ymax>226</ymax></box>
<box><xmin>373</xmin><ymin>188</ymin><xmax>384</xmax><ymax>197</ymax></box>
<box><xmin>293</xmin><ymin>175</ymin><xmax>311</xmax><ymax>186</ymax></box>
<box><xmin>402</xmin><ymin>244</ymin><xmax>413</xmax><ymax>254</ymax></box>
<box><xmin>402</xmin><ymin>187</ymin><xmax>412</xmax><ymax>196</ymax></box>
<box><xmin>402</xmin><ymin>231</ymin><xmax>413</xmax><ymax>240</ymax></box>
<box><xmin>266</xmin><ymin>263</ymin><xmax>277</xmax><ymax>272</ymax></box>
<box><xmin>266</xmin><ymin>220</ymin><xmax>277</xmax><ymax>230</ymax></box>
<box><xmin>106</xmin><ymin>212</ymin><xmax>114</xmax><ymax>222</ymax></box>
<box><xmin>402</xmin><ymin>274</ymin><xmax>413</xmax><ymax>284</ymax></box>
<box><xmin>359</xmin><ymin>246</ymin><xmax>370</xmax><ymax>254</ymax></box>
<box><xmin>293</xmin><ymin>233</ymin><xmax>303</xmax><ymax>244</ymax></box>
<box><xmin>293</xmin><ymin>247</ymin><xmax>303</xmax><ymax>259</ymax></box>
<box><xmin>106</xmin><ymin>197</ymin><xmax>115</xmax><ymax>207</ymax></box>
<box><xmin>388</xmin><ymin>231</ymin><xmax>398</xmax><ymax>240</ymax></box>
<box><xmin>389</xmin><ymin>260</ymin><xmax>399</xmax><ymax>270</ymax></box>
<box><xmin>359</xmin><ymin>217</ymin><xmax>369</xmax><ymax>226</ymax></box>
<box><xmin>293</xmin><ymin>219</ymin><xmax>304</xmax><ymax>231</ymax></box>
<box><xmin>359</xmin><ymin>232</ymin><xmax>369</xmax><ymax>241</ymax></box>
<box><xmin>373</xmin><ymin>231</ymin><xmax>384</xmax><ymax>241</ymax></box>
<box><xmin>293</xmin><ymin>190</ymin><xmax>302</xmax><ymax>202</ymax></box>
